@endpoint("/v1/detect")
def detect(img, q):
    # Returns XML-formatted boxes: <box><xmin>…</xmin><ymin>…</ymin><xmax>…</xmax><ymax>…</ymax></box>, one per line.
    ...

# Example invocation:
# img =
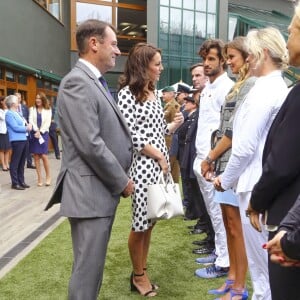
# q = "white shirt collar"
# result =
<box><xmin>79</xmin><ymin>58</ymin><xmax>102</xmax><ymax>79</ymax></box>
<box><xmin>207</xmin><ymin>72</ymin><xmax>228</xmax><ymax>89</ymax></box>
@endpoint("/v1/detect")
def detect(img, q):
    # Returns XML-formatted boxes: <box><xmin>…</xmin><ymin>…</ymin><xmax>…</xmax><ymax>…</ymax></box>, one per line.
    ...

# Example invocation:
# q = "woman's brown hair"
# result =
<box><xmin>36</xmin><ymin>92</ymin><xmax>50</xmax><ymax>110</ymax></box>
<box><xmin>119</xmin><ymin>43</ymin><xmax>161</xmax><ymax>102</ymax></box>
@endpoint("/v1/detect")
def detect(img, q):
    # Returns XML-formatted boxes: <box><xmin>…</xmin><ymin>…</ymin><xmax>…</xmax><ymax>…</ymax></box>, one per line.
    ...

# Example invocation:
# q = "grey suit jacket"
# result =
<box><xmin>45</xmin><ymin>61</ymin><xmax>133</xmax><ymax>217</ymax></box>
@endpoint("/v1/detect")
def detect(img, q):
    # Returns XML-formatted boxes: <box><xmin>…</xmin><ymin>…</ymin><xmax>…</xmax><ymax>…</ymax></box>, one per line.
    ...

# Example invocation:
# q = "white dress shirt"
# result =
<box><xmin>195</xmin><ymin>72</ymin><xmax>234</xmax><ymax>157</ymax></box>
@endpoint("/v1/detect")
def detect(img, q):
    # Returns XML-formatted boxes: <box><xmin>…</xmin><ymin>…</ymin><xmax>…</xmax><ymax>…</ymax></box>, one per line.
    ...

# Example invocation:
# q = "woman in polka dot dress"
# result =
<box><xmin>118</xmin><ymin>43</ymin><xmax>183</xmax><ymax>297</ymax></box>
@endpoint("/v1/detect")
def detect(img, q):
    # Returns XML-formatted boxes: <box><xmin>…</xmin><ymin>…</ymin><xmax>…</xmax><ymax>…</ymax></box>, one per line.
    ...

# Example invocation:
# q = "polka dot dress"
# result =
<box><xmin>118</xmin><ymin>86</ymin><xmax>171</xmax><ymax>232</ymax></box>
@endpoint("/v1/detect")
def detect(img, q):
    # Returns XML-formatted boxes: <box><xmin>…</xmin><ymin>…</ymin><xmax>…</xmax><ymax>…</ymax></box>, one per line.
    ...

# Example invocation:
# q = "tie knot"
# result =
<box><xmin>99</xmin><ymin>76</ymin><xmax>113</xmax><ymax>98</ymax></box>
<box><xmin>99</xmin><ymin>76</ymin><xmax>108</xmax><ymax>88</ymax></box>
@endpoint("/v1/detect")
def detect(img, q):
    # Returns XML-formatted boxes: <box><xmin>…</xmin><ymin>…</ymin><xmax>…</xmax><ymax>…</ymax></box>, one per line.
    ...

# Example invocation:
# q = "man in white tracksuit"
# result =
<box><xmin>193</xmin><ymin>39</ymin><xmax>233</xmax><ymax>278</ymax></box>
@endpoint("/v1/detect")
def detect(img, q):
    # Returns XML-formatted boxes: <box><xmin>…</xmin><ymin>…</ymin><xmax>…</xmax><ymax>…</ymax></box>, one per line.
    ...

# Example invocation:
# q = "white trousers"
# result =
<box><xmin>193</xmin><ymin>156</ymin><xmax>229</xmax><ymax>268</ymax></box>
<box><xmin>239</xmin><ymin>192</ymin><xmax>271</xmax><ymax>300</ymax></box>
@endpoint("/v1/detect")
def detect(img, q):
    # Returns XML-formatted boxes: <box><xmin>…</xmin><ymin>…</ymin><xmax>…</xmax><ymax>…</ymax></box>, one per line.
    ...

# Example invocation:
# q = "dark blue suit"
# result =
<box><xmin>177</xmin><ymin>109</ymin><xmax>214</xmax><ymax>239</ymax></box>
<box><xmin>49</xmin><ymin>118</ymin><xmax>60</xmax><ymax>158</ymax></box>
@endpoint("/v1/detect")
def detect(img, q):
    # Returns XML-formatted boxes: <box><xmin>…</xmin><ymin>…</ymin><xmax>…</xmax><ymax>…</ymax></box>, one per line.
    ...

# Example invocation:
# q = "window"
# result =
<box><xmin>18</xmin><ymin>74</ymin><xmax>28</xmax><ymax>85</ymax></box>
<box><xmin>0</xmin><ymin>68</ymin><xmax>4</xmax><ymax>80</ymax></box>
<box><xmin>76</xmin><ymin>3</ymin><xmax>112</xmax><ymax>24</ymax></box>
<box><xmin>71</xmin><ymin>1</ymin><xmax>146</xmax><ymax>53</ymax></box>
<box><xmin>37</xmin><ymin>79</ymin><xmax>44</xmax><ymax>88</ymax></box>
<box><xmin>52</xmin><ymin>84</ymin><xmax>59</xmax><ymax>92</ymax></box>
<box><xmin>117</xmin><ymin>7</ymin><xmax>147</xmax><ymax>53</ymax></box>
<box><xmin>7</xmin><ymin>88</ymin><xmax>16</xmax><ymax>96</ymax></box>
<box><xmin>6</xmin><ymin>70</ymin><xmax>16</xmax><ymax>82</ymax></box>
<box><xmin>159</xmin><ymin>0</ymin><xmax>218</xmax><ymax>87</ymax></box>
<box><xmin>34</xmin><ymin>0</ymin><xmax>62</xmax><ymax>22</ymax></box>
<box><xmin>44</xmin><ymin>81</ymin><xmax>51</xmax><ymax>89</ymax></box>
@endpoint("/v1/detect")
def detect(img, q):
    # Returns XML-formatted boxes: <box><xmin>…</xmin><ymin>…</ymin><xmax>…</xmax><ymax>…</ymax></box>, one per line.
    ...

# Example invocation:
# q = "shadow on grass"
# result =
<box><xmin>0</xmin><ymin>198</ymin><xmax>252</xmax><ymax>299</ymax></box>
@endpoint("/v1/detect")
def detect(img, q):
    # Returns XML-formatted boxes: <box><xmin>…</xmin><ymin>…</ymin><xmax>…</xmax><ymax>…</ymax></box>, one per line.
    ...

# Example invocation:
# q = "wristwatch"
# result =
<box><xmin>205</xmin><ymin>155</ymin><xmax>213</xmax><ymax>164</ymax></box>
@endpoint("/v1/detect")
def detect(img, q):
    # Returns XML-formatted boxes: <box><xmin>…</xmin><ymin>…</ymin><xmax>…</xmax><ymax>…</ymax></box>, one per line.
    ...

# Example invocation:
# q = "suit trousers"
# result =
<box><xmin>68</xmin><ymin>216</ymin><xmax>115</xmax><ymax>300</ymax></box>
<box><xmin>268</xmin><ymin>231</ymin><xmax>300</xmax><ymax>300</ymax></box>
<box><xmin>239</xmin><ymin>192</ymin><xmax>271</xmax><ymax>300</ymax></box>
<box><xmin>25</xmin><ymin>137</ymin><xmax>33</xmax><ymax>166</ymax></box>
<box><xmin>193</xmin><ymin>156</ymin><xmax>229</xmax><ymax>268</ymax></box>
<box><xmin>10</xmin><ymin>140</ymin><xmax>27</xmax><ymax>186</ymax></box>
<box><xmin>49</xmin><ymin>126</ymin><xmax>60</xmax><ymax>158</ymax></box>
<box><xmin>180</xmin><ymin>171</ymin><xmax>189</xmax><ymax>205</ymax></box>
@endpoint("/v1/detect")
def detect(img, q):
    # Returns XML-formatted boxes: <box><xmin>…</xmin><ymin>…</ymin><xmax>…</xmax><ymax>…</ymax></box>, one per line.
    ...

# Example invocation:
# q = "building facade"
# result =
<box><xmin>0</xmin><ymin>0</ymin><xmax>296</xmax><ymax>107</ymax></box>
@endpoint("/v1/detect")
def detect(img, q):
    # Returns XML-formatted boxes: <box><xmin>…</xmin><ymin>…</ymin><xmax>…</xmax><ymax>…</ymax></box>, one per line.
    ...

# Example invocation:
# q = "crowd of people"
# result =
<box><xmin>0</xmin><ymin>92</ymin><xmax>60</xmax><ymax>190</ymax></box>
<box><xmin>44</xmin><ymin>3</ymin><xmax>300</xmax><ymax>299</ymax></box>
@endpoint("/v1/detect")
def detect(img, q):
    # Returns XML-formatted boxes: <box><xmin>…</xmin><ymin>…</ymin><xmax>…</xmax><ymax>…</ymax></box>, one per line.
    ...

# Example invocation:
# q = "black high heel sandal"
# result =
<box><xmin>130</xmin><ymin>272</ymin><xmax>157</xmax><ymax>297</ymax></box>
<box><xmin>143</xmin><ymin>268</ymin><xmax>159</xmax><ymax>290</ymax></box>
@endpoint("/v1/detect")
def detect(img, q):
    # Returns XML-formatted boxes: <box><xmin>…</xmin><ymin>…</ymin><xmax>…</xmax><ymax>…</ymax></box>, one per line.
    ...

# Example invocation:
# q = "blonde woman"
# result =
<box><xmin>214</xmin><ymin>27</ymin><xmax>289</xmax><ymax>299</ymax></box>
<box><xmin>200</xmin><ymin>37</ymin><xmax>256</xmax><ymax>300</ymax></box>
<box><xmin>29</xmin><ymin>92</ymin><xmax>52</xmax><ymax>186</ymax></box>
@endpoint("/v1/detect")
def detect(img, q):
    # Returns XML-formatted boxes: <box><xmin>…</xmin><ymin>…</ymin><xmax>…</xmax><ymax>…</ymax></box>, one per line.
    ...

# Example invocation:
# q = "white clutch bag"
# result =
<box><xmin>147</xmin><ymin>172</ymin><xmax>184</xmax><ymax>220</ymax></box>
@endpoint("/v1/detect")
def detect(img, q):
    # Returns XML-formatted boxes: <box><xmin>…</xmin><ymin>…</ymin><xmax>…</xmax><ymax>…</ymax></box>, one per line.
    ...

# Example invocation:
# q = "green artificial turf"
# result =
<box><xmin>0</xmin><ymin>197</ymin><xmax>252</xmax><ymax>299</ymax></box>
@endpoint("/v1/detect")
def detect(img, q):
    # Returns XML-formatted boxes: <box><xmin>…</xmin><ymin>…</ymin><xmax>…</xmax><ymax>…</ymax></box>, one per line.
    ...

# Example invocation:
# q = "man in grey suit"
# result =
<box><xmin>45</xmin><ymin>19</ymin><xmax>134</xmax><ymax>299</ymax></box>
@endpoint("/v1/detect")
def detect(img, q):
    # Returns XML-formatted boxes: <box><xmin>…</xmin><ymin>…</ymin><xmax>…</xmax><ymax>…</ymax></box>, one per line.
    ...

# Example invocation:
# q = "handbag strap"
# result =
<box><xmin>158</xmin><ymin>171</ymin><xmax>175</xmax><ymax>186</ymax></box>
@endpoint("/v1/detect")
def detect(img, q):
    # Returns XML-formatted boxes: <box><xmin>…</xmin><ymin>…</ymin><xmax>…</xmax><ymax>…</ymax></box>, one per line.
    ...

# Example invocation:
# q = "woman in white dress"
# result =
<box><xmin>118</xmin><ymin>43</ymin><xmax>183</xmax><ymax>297</ymax></box>
<box><xmin>214</xmin><ymin>27</ymin><xmax>289</xmax><ymax>300</ymax></box>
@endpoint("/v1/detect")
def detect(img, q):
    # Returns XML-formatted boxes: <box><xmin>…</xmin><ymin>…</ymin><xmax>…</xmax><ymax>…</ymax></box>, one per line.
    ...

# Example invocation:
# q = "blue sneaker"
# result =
<box><xmin>195</xmin><ymin>251</ymin><xmax>217</xmax><ymax>265</ymax></box>
<box><xmin>195</xmin><ymin>264</ymin><xmax>229</xmax><ymax>279</ymax></box>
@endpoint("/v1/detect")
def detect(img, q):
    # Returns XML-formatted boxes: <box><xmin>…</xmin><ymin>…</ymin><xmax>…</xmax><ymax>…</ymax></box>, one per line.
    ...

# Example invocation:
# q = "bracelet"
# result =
<box><xmin>205</xmin><ymin>155</ymin><xmax>213</xmax><ymax>164</ymax></box>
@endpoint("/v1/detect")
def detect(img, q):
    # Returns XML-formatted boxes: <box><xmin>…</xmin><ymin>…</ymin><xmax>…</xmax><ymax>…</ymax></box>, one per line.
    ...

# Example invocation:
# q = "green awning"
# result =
<box><xmin>39</xmin><ymin>70</ymin><xmax>62</xmax><ymax>83</ymax></box>
<box><xmin>228</xmin><ymin>4</ymin><xmax>291</xmax><ymax>39</ymax></box>
<box><xmin>0</xmin><ymin>56</ymin><xmax>39</xmax><ymax>75</ymax></box>
<box><xmin>0</xmin><ymin>56</ymin><xmax>62</xmax><ymax>83</ymax></box>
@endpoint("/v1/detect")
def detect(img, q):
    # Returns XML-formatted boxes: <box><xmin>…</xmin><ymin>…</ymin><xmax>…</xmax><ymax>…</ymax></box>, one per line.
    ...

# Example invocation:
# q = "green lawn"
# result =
<box><xmin>0</xmin><ymin>198</ymin><xmax>252</xmax><ymax>299</ymax></box>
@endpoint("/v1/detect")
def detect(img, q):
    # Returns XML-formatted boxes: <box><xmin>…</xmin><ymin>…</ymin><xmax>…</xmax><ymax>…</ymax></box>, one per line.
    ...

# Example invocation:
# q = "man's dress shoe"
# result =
<box><xmin>20</xmin><ymin>183</ymin><xmax>30</xmax><ymax>188</ymax></box>
<box><xmin>11</xmin><ymin>185</ymin><xmax>25</xmax><ymax>190</ymax></box>
<box><xmin>189</xmin><ymin>228</ymin><xmax>206</xmax><ymax>235</ymax></box>
<box><xmin>193</xmin><ymin>237</ymin><xmax>214</xmax><ymax>246</ymax></box>
<box><xmin>27</xmin><ymin>165</ymin><xmax>36</xmax><ymax>169</ymax></box>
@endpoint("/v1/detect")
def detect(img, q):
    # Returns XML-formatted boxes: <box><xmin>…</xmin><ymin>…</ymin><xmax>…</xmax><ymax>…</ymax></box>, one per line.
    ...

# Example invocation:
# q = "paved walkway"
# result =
<box><xmin>0</xmin><ymin>154</ymin><xmax>64</xmax><ymax>279</ymax></box>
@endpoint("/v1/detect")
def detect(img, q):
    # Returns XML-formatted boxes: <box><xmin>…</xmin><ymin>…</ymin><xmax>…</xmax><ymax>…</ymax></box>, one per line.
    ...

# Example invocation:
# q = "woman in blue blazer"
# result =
<box><xmin>5</xmin><ymin>95</ymin><xmax>32</xmax><ymax>189</ymax></box>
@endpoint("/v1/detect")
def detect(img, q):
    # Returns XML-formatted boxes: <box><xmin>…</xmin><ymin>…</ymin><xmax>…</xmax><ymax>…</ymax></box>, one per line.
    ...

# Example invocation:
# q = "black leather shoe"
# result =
<box><xmin>193</xmin><ymin>241</ymin><xmax>215</xmax><ymax>250</ymax></box>
<box><xmin>20</xmin><ymin>183</ymin><xmax>30</xmax><ymax>188</ymax></box>
<box><xmin>184</xmin><ymin>216</ymin><xmax>197</xmax><ymax>221</ymax></box>
<box><xmin>192</xmin><ymin>247</ymin><xmax>214</xmax><ymax>255</ymax></box>
<box><xmin>187</xmin><ymin>225</ymin><xmax>196</xmax><ymax>229</ymax></box>
<box><xmin>56</xmin><ymin>156</ymin><xmax>61</xmax><ymax>160</ymax></box>
<box><xmin>193</xmin><ymin>237</ymin><xmax>214</xmax><ymax>246</ymax></box>
<box><xmin>189</xmin><ymin>228</ymin><xmax>206</xmax><ymax>235</ymax></box>
<box><xmin>27</xmin><ymin>165</ymin><xmax>36</xmax><ymax>169</ymax></box>
<box><xmin>11</xmin><ymin>185</ymin><xmax>25</xmax><ymax>190</ymax></box>
<box><xmin>188</xmin><ymin>220</ymin><xmax>208</xmax><ymax>229</ymax></box>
